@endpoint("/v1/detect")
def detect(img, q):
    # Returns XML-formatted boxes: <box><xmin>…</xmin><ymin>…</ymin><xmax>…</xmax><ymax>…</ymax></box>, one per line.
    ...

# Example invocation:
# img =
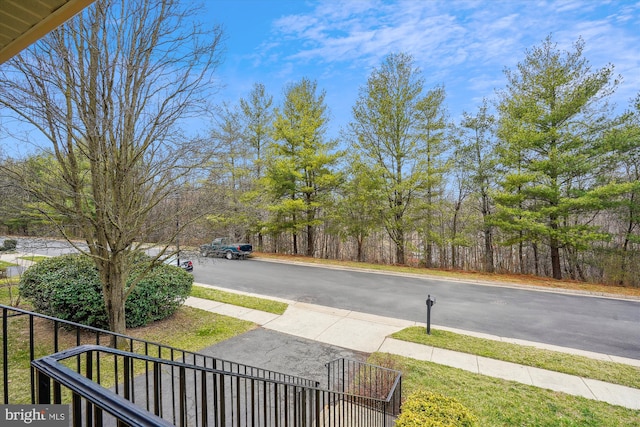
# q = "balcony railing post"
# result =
<box><xmin>179</xmin><ymin>366</ymin><xmax>186</xmax><ymax>427</ymax></box>
<box><xmin>2</xmin><ymin>307</ymin><xmax>8</xmax><ymax>404</ymax></box>
<box><xmin>314</xmin><ymin>389</ymin><xmax>320</xmax><ymax>426</ymax></box>
<box><xmin>36</xmin><ymin>369</ymin><xmax>51</xmax><ymax>404</ymax></box>
<box><xmin>29</xmin><ymin>315</ymin><xmax>35</xmax><ymax>403</ymax></box>
<box><xmin>86</xmin><ymin>351</ymin><xmax>94</xmax><ymax>426</ymax></box>
<box><xmin>153</xmin><ymin>361</ymin><xmax>161</xmax><ymax>417</ymax></box>
<box><xmin>72</xmin><ymin>392</ymin><xmax>82</xmax><ymax>427</ymax></box>
<box><xmin>124</xmin><ymin>355</ymin><xmax>131</xmax><ymax>400</ymax></box>
<box><xmin>200</xmin><ymin>370</ymin><xmax>208</xmax><ymax>427</ymax></box>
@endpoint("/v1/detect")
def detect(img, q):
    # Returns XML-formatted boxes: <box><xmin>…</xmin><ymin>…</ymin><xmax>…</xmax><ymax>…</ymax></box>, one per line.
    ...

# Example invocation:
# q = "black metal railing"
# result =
<box><xmin>34</xmin><ymin>345</ymin><xmax>396</xmax><ymax>426</ymax></box>
<box><xmin>2</xmin><ymin>304</ymin><xmax>402</xmax><ymax>426</ymax></box>
<box><xmin>327</xmin><ymin>358</ymin><xmax>402</xmax><ymax>420</ymax></box>
<box><xmin>1</xmin><ymin>304</ymin><xmax>317</xmax><ymax>406</ymax></box>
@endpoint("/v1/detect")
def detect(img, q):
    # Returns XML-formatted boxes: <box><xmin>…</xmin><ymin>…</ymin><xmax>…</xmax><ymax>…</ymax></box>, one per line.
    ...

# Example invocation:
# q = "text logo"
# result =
<box><xmin>1</xmin><ymin>405</ymin><xmax>68</xmax><ymax>426</ymax></box>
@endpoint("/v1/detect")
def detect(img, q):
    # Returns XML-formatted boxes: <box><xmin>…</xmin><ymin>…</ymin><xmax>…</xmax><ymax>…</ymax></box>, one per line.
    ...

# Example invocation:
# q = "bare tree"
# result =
<box><xmin>454</xmin><ymin>100</ymin><xmax>497</xmax><ymax>272</ymax></box>
<box><xmin>0</xmin><ymin>0</ymin><xmax>224</xmax><ymax>337</ymax></box>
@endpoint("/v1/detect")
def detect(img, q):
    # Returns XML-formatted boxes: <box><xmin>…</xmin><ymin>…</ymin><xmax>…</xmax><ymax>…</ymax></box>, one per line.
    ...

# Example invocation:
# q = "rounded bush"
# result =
<box><xmin>1</xmin><ymin>239</ymin><xmax>17</xmax><ymax>251</ymax></box>
<box><xmin>395</xmin><ymin>390</ymin><xmax>478</xmax><ymax>427</ymax></box>
<box><xmin>19</xmin><ymin>254</ymin><xmax>192</xmax><ymax>329</ymax></box>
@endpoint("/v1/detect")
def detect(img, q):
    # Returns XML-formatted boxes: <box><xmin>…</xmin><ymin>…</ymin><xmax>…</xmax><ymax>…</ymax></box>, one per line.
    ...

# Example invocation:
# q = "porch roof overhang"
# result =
<box><xmin>0</xmin><ymin>0</ymin><xmax>95</xmax><ymax>65</ymax></box>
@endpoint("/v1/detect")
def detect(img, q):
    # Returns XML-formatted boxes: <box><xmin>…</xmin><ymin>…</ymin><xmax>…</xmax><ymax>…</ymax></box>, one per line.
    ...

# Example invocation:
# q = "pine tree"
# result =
<box><xmin>495</xmin><ymin>36</ymin><xmax>619</xmax><ymax>280</ymax></box>
<box><xmin>264</xmin><ymin>78</ymin><xmax>341</xmax><ymax>256</ymax></box>
<box><xmin>349</xmin><ymin>53</ymin><xmax>448</xmax><ymax>265</ymax></box>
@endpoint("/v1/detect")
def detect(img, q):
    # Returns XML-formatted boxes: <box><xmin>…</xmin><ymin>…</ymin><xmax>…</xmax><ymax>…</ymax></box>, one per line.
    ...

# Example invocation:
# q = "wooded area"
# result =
<box><xmin>199</xmin><ymin>38</ymin><xmax>640</xmax><ymax>287</ymax></box>
<box><xmin>2</xmin><ymin>31</ymin><xmax>639</xmax><ymax>288</ymax></box>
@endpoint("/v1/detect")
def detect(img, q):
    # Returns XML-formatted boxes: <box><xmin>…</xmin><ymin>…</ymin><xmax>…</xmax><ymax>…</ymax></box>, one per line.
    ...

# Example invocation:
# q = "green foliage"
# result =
<box><xmin>349</xmin><ymin>52</ymin><xmax>450</xmax><ymax>264</ymax></box>
<box><xmin>395</xmin><ymin>390</ymin><xmax>477</xmax><ymax>427</ymax></box>
<box><xmin>19</xmin><ymin>254</ymin><xmax>192</xmax><ymax>328</ymax></box>
<box><xmin>1</xmin><ymin>239</ymin><xmax>17</xmax><ymax>251</ymax></box>
<box><xmin>453</xmin><ymin>100</ymin><xmax>497</xmax><ymax>271</ymax></box>
<box><xmin>495</xmin><ymin>35</ymin><xmax>621</xmax><ymax>279</ymax></box>
<box><xmin>333</xmin><ymin>157</ymin><xmax>385</xmax><ymax>260</ymax></box>
<box><xmin>264</xmin><ymin>77</ymin><xmax>342</xmax><ymax>254</ymax></box>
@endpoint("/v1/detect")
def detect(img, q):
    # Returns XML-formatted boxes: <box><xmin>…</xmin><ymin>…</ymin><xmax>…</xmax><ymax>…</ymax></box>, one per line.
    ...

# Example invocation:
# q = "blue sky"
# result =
<box><xmin>1</xmin><ymin>0</ymin><xmax>638</xmax><ymax>156</ymax></box>
<box><xmin>205</xmin><ymin>0</ymin><xmax>640</xmax><ymax>140</ymax></box>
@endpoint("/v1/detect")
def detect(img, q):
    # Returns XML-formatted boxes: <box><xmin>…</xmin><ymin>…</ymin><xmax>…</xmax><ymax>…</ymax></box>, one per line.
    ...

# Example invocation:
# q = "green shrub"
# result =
<box><xmin>1</xmin><ymin>239</ymin><xmax>17</xmax><ymax>251</ymax></box>
<box><xmin>395</xmin><ymin>390</ymin><xmax>477</xmax><ymax>427</ymax></box>
<box><xmin>19</xmin><ymin>254</ymin><xmax>192</xmax><ymax>329</ymax></box>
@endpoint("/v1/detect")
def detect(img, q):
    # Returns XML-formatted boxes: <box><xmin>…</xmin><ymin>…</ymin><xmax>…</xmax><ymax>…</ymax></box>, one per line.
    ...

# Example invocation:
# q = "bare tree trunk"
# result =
<box><xmin>306</xmin><ymin>222</ymin><xmax>314</xmax><ymax>256</ymax></box>
<box><xmin>518</xmin><ymin>238</ymin><xmax>525</xmax><ymax>275</ymax></box>
<box><xmin>99</xmin><ymin>259</ymin><xmax>126</xmax><ymax>346</ymax></box>
<box><xmin>481</xmin><ymin>191</ymin><xmax>494</xmax><ymax>273</ymax></box>
<box><xmin>396</xmin><ymin>243</ymin><xmax>405</xmax><ymax>265</ymax></box>
<box><xmin>425</xmin><ymin>241</ymin><xmax>433</xmax><ymax>268</ymax></box>
<box><xmin>293</xmin><ymin>232</ymin><xmax>298</xmax><ymax>255</ymax></box>
<box><xmin>483</xmin><ymin>226</ymin><xmax>494</xmax><ymax>273</ymax></box>
<box><xmin>550</xmin><ymin>243</ymin><xmax>562</xmax><ymax>279</ymax></box>
<box><xmin>550</xmin><ymin>217</ymin><xmax>562</xmax><ymax>279</ymax></box>
<box><xmin>532</xmin><ymin>242</ymin><xmax>540</xmax><ymax>276</ymax></box>
<box><xmin>620</xmin><ymin>196</ymin><xmax>635</xmax><ymax>284</ymax></box>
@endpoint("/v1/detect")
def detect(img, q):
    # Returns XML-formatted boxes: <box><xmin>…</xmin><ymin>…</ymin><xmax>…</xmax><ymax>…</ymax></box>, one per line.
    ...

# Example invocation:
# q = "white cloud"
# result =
<box><xmin>251</xmin><ymin>0</ymin><xmax>639</xmax><ymax>117</ymax></box>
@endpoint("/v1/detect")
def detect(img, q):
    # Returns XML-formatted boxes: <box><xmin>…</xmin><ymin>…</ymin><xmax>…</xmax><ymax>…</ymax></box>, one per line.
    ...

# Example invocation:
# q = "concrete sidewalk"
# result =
<box><xmin>186</xmin><ymin>284</ymin><xmax>640</xmax><ymax>411</ymax></box>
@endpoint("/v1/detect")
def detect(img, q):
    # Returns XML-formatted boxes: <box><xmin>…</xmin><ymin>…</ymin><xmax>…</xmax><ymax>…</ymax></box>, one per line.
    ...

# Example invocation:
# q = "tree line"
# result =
<box><xmin>200</xmin><ymin>37</ymin><xmax>640</xmax><ymax>286</ymax></box>
<box><xmin>1</xmin><ymin>18</ymin><xmax>639</xmax><ymax>295</ymax></box>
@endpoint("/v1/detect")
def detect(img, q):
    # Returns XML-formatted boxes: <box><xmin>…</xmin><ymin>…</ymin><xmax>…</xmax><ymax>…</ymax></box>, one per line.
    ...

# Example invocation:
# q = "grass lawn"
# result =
<box><xmin>0</xmin><ymin>272</ymin><xmax>20</xmax><ymax>306</ymax></box>
<box><xmin>17</xmin><ymin>255</ymin><xmax>49</xmax><ymax>263</ymax></box>
<box><xmin>370</xmin><ymin>353</ymin><xmax>640</xmax><ymax>427</ymax></box>
<box><xmin>3</xmin><ymin>253</ymin><xmax>639</xmax><ymax>424</ymax></box>
<box><xmin>0</xmin><ymin>260</ymin><xmax>17</xmax><ymax>269</ymax></box>
<box><xmin>190</xmin><ymin>285</ymin><xmax>288</xmax><ymax>315</ymax></box>
<box><xmin>0</xmin><ymin>299</ymin><xmax>255</xmax><ymax>403</ymax></box>
<box><xmin>128</xmin><ymin>305</ymin><xmax>255</xmax><ymax>351</ymax></box>
<box><xmin>392</xmin><ymin>326</ymin><xmax>640</xmax><ymax>389</ymax></box>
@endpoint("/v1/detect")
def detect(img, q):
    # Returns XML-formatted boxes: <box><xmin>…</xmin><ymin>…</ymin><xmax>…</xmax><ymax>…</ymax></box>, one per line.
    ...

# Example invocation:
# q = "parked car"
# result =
<box><xmin>200</xmin><ymin>237</ymin><xmax>252</xmax><ymax>260</ymax></box>
<box><xmin>164</xmin><ymin>255</ymin><xmax>193</xmax><ymax>272</ymax></box>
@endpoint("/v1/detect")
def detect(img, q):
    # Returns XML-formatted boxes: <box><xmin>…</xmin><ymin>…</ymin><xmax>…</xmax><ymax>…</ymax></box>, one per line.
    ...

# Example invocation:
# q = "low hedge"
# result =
<box><xmin>19</xmin><ymin>253</ymin><xmax>192</xmax><ymax>328</ymax></box>
<box><xmin>0</xmin><ymin>239</ymin><xmax>17</xmax><ymax>251</ymax></box>
<box><xmin>395</xmin><ymin>390</ymin><xmax>478</xmax><ymax>427</ymax></box>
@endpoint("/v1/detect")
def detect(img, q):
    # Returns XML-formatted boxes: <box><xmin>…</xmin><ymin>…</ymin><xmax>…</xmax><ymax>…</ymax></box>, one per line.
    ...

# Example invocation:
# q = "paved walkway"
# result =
<box><xmin>186</xmin><ymin>283</ymin><xmax>640</xmax><ymax>411</ymax></box>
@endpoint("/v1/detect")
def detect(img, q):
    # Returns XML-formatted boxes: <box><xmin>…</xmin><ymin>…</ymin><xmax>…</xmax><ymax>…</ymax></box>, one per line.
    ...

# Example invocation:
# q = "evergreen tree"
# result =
<box><xmin>265</xmin><ymin>78</ymin><xmax>341</xmax><ymax>256</ymax></box>
<box><xmin>207</xmin><ymin>102</ymin><xmax>254</xmax><ymax>239</ymax></box>
<box><xmin>335</xmin><ymin>155</ymin><xmax>384</xmax><ymax>262</ymax></box>
<box><xmin>349</xmin><ymin>53</ymin><xmax>448</xmax><ymax>265</ymax></box>
<box><xmin>495</xmin><ymin>36</ymin><xmax>620</xmax><ymax>280</ymax></box>
<box><xmin>240</xmin><ymin>83</ymin><xmax>274</xmax><ymax>180</ymax></box>
<box><xmin>601</xmin><ymin>94</ymin><xmax>640</xmax><ymax>285</ymax></box>
<box><xmin>412</xmin><ymin>86</ymin><xmax>450</xmax><ymax>268</ymax></box>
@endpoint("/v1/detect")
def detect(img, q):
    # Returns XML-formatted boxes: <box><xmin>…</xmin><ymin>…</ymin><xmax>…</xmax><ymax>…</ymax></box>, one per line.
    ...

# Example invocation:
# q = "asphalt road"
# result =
<box><xmin>192</xmin><ymin>257</ymin><xmax>640</xmax><ymax>360</ymax></box>
<box><xmin>9</xmin><ymin>238</ymin><xmax>639</xmax><ymax>360</ymax></box>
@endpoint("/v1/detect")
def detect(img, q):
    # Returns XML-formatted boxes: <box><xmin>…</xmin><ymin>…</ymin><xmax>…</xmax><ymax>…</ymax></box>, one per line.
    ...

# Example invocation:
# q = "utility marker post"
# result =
<box><xmin>426</xmin><ymin>295</ymin><xmax>436</xmax><ymax>335</ymax></box>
